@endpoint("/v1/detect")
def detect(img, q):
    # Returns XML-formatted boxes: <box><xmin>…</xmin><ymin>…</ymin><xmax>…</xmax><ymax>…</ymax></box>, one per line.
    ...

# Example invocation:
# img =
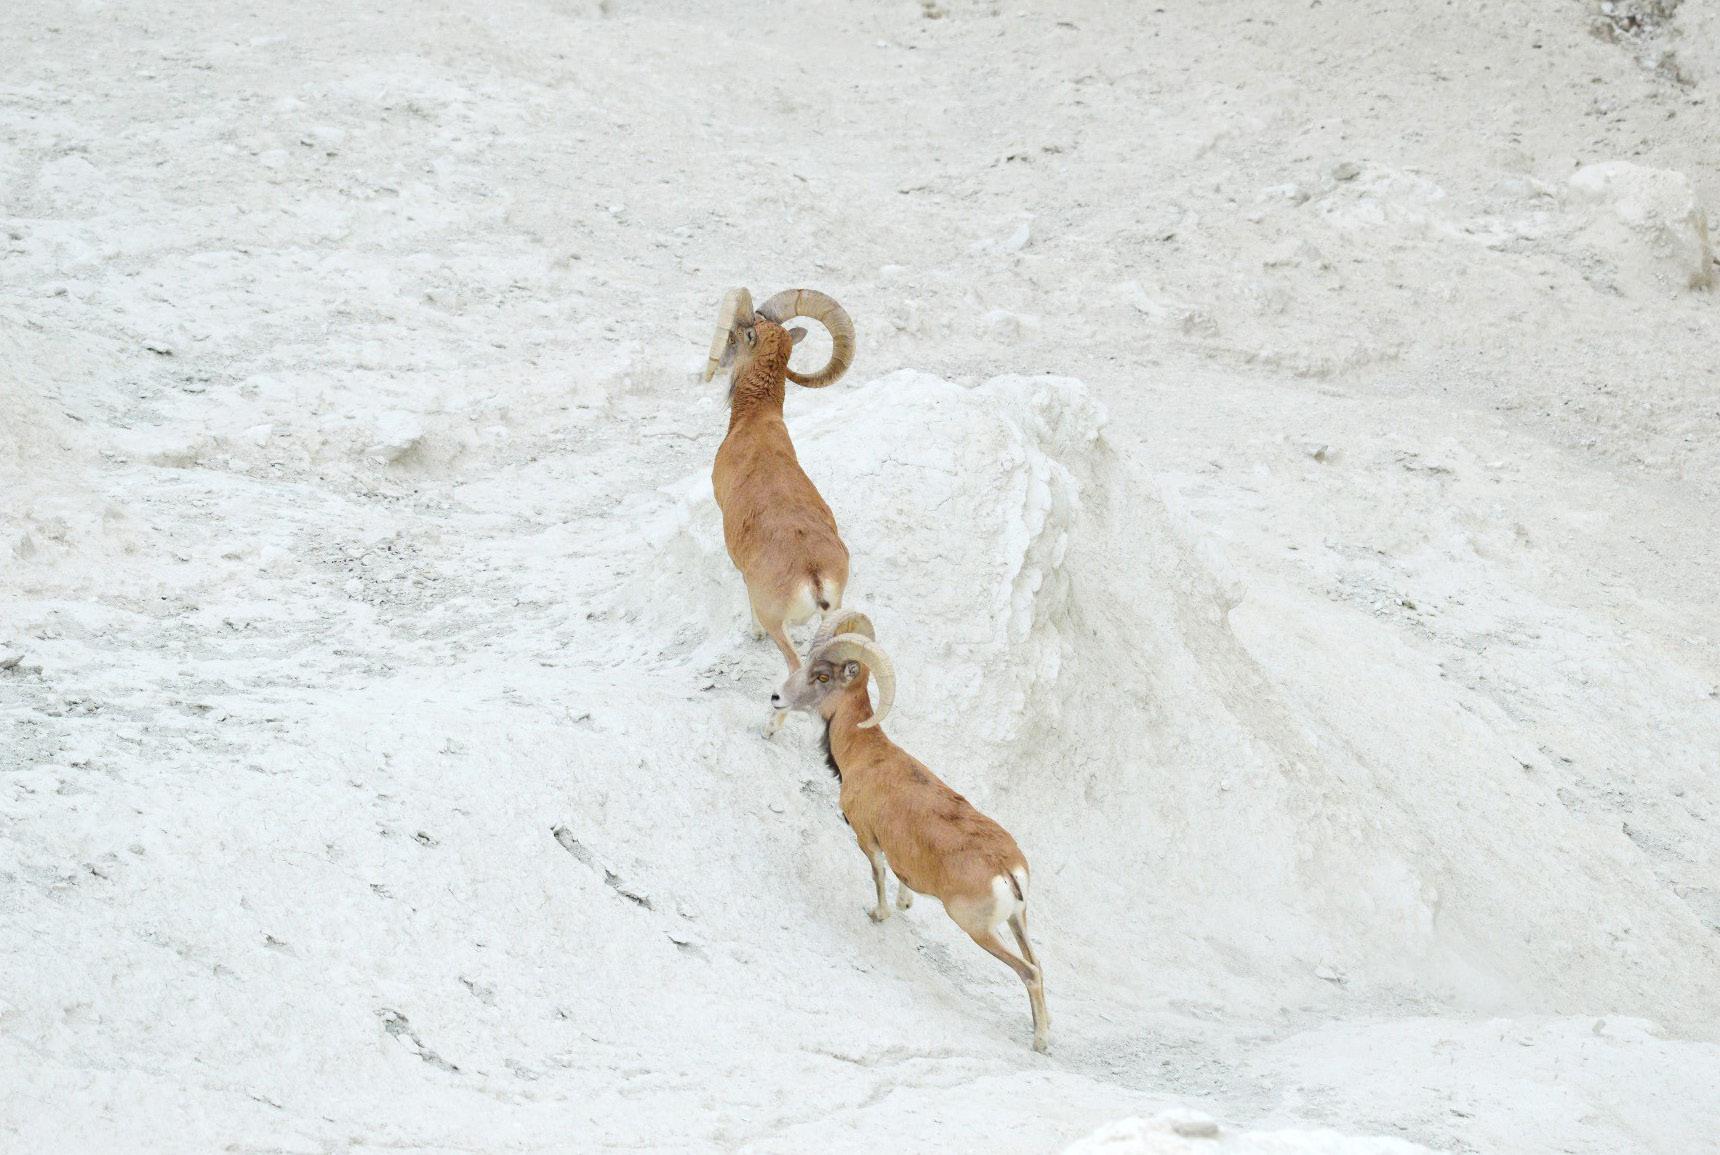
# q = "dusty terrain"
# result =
<box><xmin>3</xmin><ymin>1</ymin><xmax>1718</xmax><ymax>1151</ymax></box>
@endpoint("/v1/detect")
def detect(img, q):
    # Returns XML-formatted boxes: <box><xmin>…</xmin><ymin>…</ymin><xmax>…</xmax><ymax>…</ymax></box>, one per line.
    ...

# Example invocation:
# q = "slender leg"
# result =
<box><xmin>1008</xmin><ymin>911</ymin><xmax>1049</xmax><ymax>1043</ymax></box>
<box><xmin>967</xmin><ymin>926</ymin><xmax>1049</xmax><ymax>1054</ymax></box>
<box><xmin>866</xmin><ymin>850</ymin><xmax>891</xmax><ymax>922</ymax></box>
<box><xmin>756</xmin><ymin>610</ymin><xmax>798</xmax><ymax>737</ymax></box>
<box><xmin>1008</xmin><ymin>909</ymin><xmax>1038</xmax><ymax>968</ymax></box>
<box><xmin>895</xmin><ymin>882</ymin><xmax>915</xmax><ymax>911</ymax></box>
<box><xmin>762</xmin><ymin>618</ymin><xmax>800</xmax><ymax>671</ymax></box>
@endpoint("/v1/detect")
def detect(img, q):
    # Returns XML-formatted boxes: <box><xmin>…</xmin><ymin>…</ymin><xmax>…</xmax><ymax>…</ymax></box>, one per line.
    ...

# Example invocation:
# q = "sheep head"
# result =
<box><xmin>703</xmin><ymin>287</ymin><xmax>856</xmax><ymax>388</ymax></box>
<box><xmin>770</xmin><ymin>610</ymin><xmax>895</xmax><ymax>728</ymax></box>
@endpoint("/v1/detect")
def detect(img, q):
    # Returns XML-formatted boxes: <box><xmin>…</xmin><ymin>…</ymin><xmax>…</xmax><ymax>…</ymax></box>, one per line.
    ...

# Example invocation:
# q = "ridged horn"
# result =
<box><xmin>755</xmin><ymin>288</ymin><xmax>855</xmax><ymax>388</ymax></box>
<box><xmin>811</xmin><ymin>609</ymin><xmax>874</xmax><ymax>655</ymax></box>
<box><xmin>703</xmin><ymin>287</ymin><xmax>753</xmax><ymax>382</ymax></box>
<box><xmin>818</xmin><ymin>634</ymin><xmax>894</xmax><ymax>729</ymax></box>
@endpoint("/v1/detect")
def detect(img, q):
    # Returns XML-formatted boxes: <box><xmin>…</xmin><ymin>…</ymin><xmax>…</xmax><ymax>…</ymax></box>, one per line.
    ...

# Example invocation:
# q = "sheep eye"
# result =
<box><xmin>816</xmin><ymin>673</ymin><xmax>829</xmax><ymax>683</ymax></box>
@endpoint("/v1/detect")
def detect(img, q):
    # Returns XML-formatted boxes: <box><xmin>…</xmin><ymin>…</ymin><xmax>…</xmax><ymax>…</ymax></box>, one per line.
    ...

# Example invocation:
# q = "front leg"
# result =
<box><xmin>866</xmin><ymin>849</ymin><xmax>891</xmax><ymax>922</ymax></box>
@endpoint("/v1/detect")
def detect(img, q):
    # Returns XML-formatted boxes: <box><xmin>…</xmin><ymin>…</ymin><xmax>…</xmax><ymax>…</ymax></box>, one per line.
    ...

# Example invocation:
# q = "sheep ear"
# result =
<box><xmin>787</xmin><ymin>326</ymin><xmax>808</xmax><ymax>345</ymax></box>
<box><xmin>840</xmin><ymin>660</ymin><xmax>861</xmax><ymax>684</ymax></box>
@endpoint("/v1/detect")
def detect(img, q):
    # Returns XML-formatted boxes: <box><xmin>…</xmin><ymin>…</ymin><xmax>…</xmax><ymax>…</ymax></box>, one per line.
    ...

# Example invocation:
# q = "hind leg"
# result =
<box><xmin>758</xmin><ymin>614</ymin><xmax>800</xmax><ymax>737</ymax></box>
<box><xmin>964</xmin><ymin>925</ymin><xmax>1049</xmax><ymax>1053</ymax></box>
<box><xmin>1008</xmin><ymin>911</ymin><xmax>1049</xmax><ymax>1040</ymax></box>
<box><xmin>756</xmin><ymin>611</ymin><xmax>800</xmax><ymax>671</ymax></box>
<box><xmin>745</xmin><ymin>586</ymin><xmax>801</xmax><ymax>668</ymax></box>
<box><xmin>747</xmin><ymin>592</ymin><xmax>800</xmax><ymax>737</ymax></box>
<box><xmin>949</xmin><ymin>892</ymin><xmax>1048</xmax><ymax>1053</ymax></box>
<box><xmin>1008</xmin><ymin>909</ymin><xmax>1039</xmax><ymax>969</ymax></box>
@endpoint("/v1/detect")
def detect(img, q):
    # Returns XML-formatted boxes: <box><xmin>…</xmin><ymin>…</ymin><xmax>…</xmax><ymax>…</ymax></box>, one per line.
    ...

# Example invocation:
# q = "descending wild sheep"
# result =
<box><xmin>771</xmin><ymin>610</ymin><xmax>1051</xmax><ymax>1053</ymax></box>
<box><xmin>705</xmin><ymin>287</ymin><xmax>855</xmax><ymax>733</ymax></box>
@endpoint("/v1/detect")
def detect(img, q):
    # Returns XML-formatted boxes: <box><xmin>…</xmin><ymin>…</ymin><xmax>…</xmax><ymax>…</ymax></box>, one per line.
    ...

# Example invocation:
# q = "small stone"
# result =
<box><xmin>369</xmin><ymin>412</ymin><xmax>425</xmax><ymax>463</ymax></box>
<box><xmin>980</xmin><ymin>308</ymin><xmax>1033</xmax><ymax>339</ymax></box>
<box><xmin>1332</xmin><ymin>161</ymin><xmax>1362</xmax><ymax>182</ymax></box>
<box><xmin>0</xmin><ymin>650</ymin><xmax>24</xmax><ymax>670</ymax></box>
<box><xmin>1160</xmin><ymin>1109</ymin><xmax>1221</xmax><ymax>1138</ymax></box>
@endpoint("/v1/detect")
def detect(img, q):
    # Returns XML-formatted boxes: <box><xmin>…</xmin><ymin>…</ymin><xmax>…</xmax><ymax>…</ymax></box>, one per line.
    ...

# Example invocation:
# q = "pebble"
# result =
<box><xmin>370</xmin><ymin>412</ymin><xmax>425</xmax><ymax>462</ymax></box>
<box><xmin>980</xmin><ymin>308</ymin><xmax>1033</xmax><ymax>339</ymax></box>
<box><xmin>998</xmin><ymin>220</ymin><xmax>1032</xmax><ymax>253</ymax></box>
<box><xmin>1333</xmin><ymin>161</ymin><xmax>1362</xmax><ymax>181</ymax></box>
<box><xmin>1160</xmin><ymin>1109</ymin><xmax>1221</xmax><ymax>1138</ymax></box>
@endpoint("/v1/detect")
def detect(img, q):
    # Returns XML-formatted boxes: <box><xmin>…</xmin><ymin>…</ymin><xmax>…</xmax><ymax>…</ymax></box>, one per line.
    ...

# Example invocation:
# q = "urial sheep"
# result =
<box><xmin>772</xmin><ymin>611</ymin><xmax>1049</xmax><ymax>1052</ymax></box>
<box><xmin>706</xmin><ymin>287</ymin><xmax>856</xmax><ymax>734</ymax></box>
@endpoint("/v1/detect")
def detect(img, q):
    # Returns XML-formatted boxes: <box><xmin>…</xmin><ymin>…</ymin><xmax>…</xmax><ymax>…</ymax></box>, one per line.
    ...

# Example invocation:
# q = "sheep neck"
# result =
<box><xmin>825</xmin><ymin>682</ymin><xmax>888</xmax><ymax>781</ymax></box>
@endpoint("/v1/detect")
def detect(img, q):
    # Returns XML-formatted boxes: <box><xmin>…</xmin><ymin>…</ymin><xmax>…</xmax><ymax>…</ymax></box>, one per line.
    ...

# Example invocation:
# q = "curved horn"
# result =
<box><xmin>755</xmin><ymin>289</ymin><xmax>855</xmax><ymax>388</ymax></box>
<box><xmin>818</xmin><ymin>634</ymin><xmax>894</xmax><ymax>729</ymax></box>
<box><xmin>811</xmin><ymin>609</ymin><xmax>874</xmax><ymax>655</ymax></box>
<box><xmin>703</xmin><ymin>287</ymin><xmax>754</xmax><ymax>382</ymax></box>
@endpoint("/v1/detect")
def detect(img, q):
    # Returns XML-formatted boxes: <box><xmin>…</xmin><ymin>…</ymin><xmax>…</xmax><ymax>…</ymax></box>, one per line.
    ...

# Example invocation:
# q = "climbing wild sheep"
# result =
<box><xmin>770</xmin><ymin>610</ymin><xmax>1050</xmax><ymax>1052</ymax></box>
<box><xmin>706</xmin><ymin>287</ymin><xmax>856</xmax><ymax>732</ymax></box>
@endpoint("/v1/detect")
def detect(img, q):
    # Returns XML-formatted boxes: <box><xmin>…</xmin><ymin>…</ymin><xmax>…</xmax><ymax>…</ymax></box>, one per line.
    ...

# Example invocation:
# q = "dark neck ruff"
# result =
<box><xmin>820</xmin><ymin>718</ymin><xmax>842</xmax><ymax>782</ymax></box>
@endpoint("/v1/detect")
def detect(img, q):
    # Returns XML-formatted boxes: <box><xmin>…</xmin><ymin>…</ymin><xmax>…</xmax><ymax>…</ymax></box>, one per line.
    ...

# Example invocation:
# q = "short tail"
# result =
<box><xmin>1006</xmin><ymin>866</ymin><xmax>1028</xmax><ymax>903</ymax></box>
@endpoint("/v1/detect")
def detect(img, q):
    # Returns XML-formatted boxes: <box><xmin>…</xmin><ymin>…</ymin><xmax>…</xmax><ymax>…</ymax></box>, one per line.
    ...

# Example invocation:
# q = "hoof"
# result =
<box><xmin>867</xmin><ymin>907</ymin><xmax>890</xmax><ymax>924</ymax></box>
<box><xmin>1032</xmin><ymin>1035</ymin><xmax>1050</xmax><ymax>1055</ymax></box>
<box><xmin>761</xmin><ymin>711</ymin><xmax>786</xmax><ymax>739</ymax></box>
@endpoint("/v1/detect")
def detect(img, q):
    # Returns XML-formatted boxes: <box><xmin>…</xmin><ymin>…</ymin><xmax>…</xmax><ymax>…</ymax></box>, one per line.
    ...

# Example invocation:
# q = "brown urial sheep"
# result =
<box><xmin>770</xmin><ymin>610</ymin><xmax>1050</xmax><ymax>1052</ymax></box>
<box><xmin>705</xmin><ymin>287</ymin><xmax>856</xmax><ymax>734</ymax></box>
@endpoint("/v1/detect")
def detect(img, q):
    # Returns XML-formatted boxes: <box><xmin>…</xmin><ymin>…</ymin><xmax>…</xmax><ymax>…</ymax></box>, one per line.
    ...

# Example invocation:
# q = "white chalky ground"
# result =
<box><xmin>4</xmin><ymin>2</ymin><xmax>1718</xmax><ymax>1151</ymax></box>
